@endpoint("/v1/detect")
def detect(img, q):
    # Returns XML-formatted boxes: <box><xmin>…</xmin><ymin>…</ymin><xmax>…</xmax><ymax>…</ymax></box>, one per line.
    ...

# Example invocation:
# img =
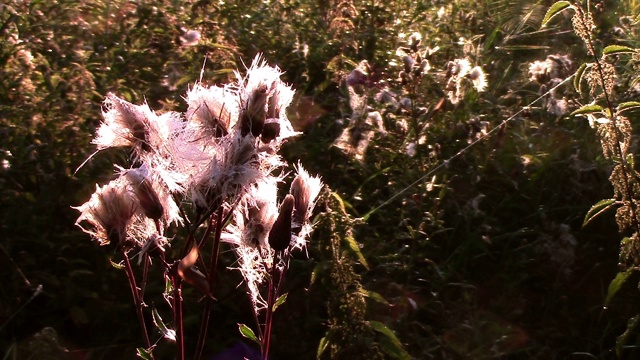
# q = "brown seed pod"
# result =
<box><xmin>268</xmin><ymin>194</ymin><xmax>294</xmax><ymax>251</ymax></box>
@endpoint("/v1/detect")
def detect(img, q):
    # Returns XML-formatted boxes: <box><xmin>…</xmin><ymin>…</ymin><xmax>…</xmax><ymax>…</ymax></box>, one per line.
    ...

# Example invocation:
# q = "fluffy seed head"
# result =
<box><xmin>74</xmin><ymin>177</ymin><xmax>138</xmax><ymax>247</ymax></box>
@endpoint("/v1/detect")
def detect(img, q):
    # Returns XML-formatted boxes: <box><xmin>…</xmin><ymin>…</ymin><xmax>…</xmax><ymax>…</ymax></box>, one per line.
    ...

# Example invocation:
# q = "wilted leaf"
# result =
<box><xmin>178</xmin><ymin>245</ymin><xmax>199</xmax><ymax>272</ymax></box>
<box><xmin>177</xmin><ymin>246</ymin><xmax>214</xmax><ymax>298</ymax></box>
<box><xmin>152</xmin><ymin>306</ymin><xmax>176</xmax><ymax>341</ymax></box>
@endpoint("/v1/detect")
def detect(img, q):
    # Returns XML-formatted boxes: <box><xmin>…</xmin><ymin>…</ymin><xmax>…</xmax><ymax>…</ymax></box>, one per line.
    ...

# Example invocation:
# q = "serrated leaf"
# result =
<box><xmin>583</xmin><ymin>198</ymin><xmax>617</xmax><ymax>227</ymax></box>
<box><xmin>344</xmin><ymin>235</ymin><xmax>369</xmax><ymax>269</ymax></box>
<box><xmin>359</xmin><ymin>289</ymin><xmax>390</xmax><ymax>305</ymax></box>
<box><xmin>573</xmin><ymin>63</ymin><xmax>588</xmax><ymax>96</ymax></box>
<box><xmin>571</xmin><ymin>104</ymin><xmax>604</xmax><ymax>116</ymax></box>
<box><xmin>616</xmin><ymin>314</ymin><xmax>640</xmax><ymax>357</ymax></box>
<box><xmin>605</xmin><ymin>269</ymin><xmax>636</xmax><ymax>306</ymax></box>
<box><xmin>273</xmin><ymin>293</ymin><xmax>288</xmax><ymax>312</ymax></box>
<box><xmin>152</xmin><ymin>306</ymin><xmax>176</xmax><ymax>341</ymax></box>
<box><xmin>617</xmin><ymin>101</ymin><xmax>640</xmax><ymax>113</ymax></box>
<box><xmin>136</xmin><ymin>347</ymin><xmax>153</xmax><ymax>360</ymax></box>
<box><xmin>603</xmin><ymin>45</ymin><xmax>636</xmax><ymax>55</ymax></box>
<box><xmin>369</xmin><ymin>321</ymin><xmax>410</xmax><ymax>360</ymax></box>
<box><xmin>238</xmin><ymin>323</ymin><xmax>260</xmax><ymax>345</ymax></box>
<box><xmin>541</xmin><ymin>1</ymin><xmax>573</xmax><ymax>27</ymax></box>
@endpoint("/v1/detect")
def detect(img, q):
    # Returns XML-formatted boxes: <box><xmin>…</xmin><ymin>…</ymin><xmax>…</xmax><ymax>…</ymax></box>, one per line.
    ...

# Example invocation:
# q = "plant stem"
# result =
<box><xmin>121</xmin><ymin>251</ymin><xmax>154</xmax><ymax>358</ymax></box>
<box><xmin>262</xmin><ymin>256</ymin><xmax>278</xmax><ymax>360</ymax></box>
<box><xmin>171</xmin><ymin>267</ymin><xmax>185</xmax><ymax>360</ymax></box>
<box><xmin>580</xmin><ymin>7</ymin><xmax>640</xmax><ymax>236</ymax></box>
<box><xmin>194</xmin><ymin>208</ymin><xmax>225</xmax><ymax>359</ymax></box>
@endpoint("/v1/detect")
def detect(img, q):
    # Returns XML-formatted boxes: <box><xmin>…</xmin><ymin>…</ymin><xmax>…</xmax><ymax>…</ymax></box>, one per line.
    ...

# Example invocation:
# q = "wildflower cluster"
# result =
<box><xmin>73</xmin><ymin>55</ymin><xmax>322</xmax><ymax>358</ymax></box>
<box><xmin>335</xmin><ymin>31</ymin><xmax>488</xmax><ymax>160</ymax></box>
<box><xmin>528</xmin><ymin>54</ymin><xmax>574</xmax><ymax>116</ymax></box>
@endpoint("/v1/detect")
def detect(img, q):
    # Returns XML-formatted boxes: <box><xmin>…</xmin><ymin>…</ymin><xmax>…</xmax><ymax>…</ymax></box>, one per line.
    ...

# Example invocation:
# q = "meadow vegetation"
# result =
<box><xmin>2</xmin><ymin>0</ymin><xmax>640</xmax><ymax>359</ymax></box>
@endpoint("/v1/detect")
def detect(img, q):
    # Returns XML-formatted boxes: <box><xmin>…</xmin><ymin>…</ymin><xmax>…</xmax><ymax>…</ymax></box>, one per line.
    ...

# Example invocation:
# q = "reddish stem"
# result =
<box><xmin>194</xmin><ymin>208</ymin><xmax>225</xmax><ymax>359</ymax></box>
<box><xmin>121</xmin><ymin>251</ymin><xmax>154</xmax><ymax>358</ymax></box>
<box><xmin>171</xmin><ymin>268</ymin><xmax>185</xmax><ymax>360</ymax></box>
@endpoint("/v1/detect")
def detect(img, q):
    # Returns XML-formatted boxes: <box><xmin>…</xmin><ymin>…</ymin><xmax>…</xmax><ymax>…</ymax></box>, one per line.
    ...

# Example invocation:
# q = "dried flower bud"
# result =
<box><xmin>290</xmin><ymin>176</ymin><xmax>308</xmax><ymax>231</ymax></box>
<box><xmin>346</xmin><ymin>68</ymin><xmax>368</xmax><ymax>87</ymax></box>
<box><xmin>402</xmin><ymin>55</ymin><xmax>415</xmax><ymax>74</ymax></box>
<box><xmin>126</xmin><ymin>168</ymin><xmax>164</xmax><ymax>221</ymax></box>
<box><xmin>261</xmin><ymin>120</ymin><xmax>281</xmax><ymax>143</ymax></box>
<box><xmin>268</xmin><ymin>194</ymin><xmax>294</xmax><ymax>251</ymax></box>
<box><xmin>138</xmin><ymin>233</ymin><xmax>169</xmax><ymax>264</ymax></box>
<box><xmin>417</xmin><ymin>59</ymin><xmax>430</xmax><ymax>76</ymax></box>
<box><xmin>408</xmin><ymin>32</ymin><xmax>422</xmax><ymax>51</ymax></box>
<box><xmin>241</xmin><ymin>83</ymin><xmax>269</xmax><ymax>137</ymax></box>
<box><xmin>399</xmin><ymin>71</ymin><xmax>412</xmax><ymax>85</ymax></box>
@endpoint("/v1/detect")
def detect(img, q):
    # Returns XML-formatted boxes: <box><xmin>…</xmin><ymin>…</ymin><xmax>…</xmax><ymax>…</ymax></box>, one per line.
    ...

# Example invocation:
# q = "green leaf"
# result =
<box><xmin>109</xmin><ymin>259</ymin><xmax>124</xmax><ymax>270</ymax></box>
<box><xmin>369</xmin><ymin>321</ymin><xmax>410</xmax><ymax>360</ymax></box>
<box><xmin>583</xmin><ymin>199</ymin><xmax>617</xmax><ymax>227</ymax></box>
<box><xmin>573</xmin><ymin>63</ymin><xmax>588</xmax><ymax>96</ymax></box>
<box><xmin>627</xmin><ymin>153</ymin><xmax>635</xmax><ymax>170</ymax></box>
<box><xmin>571</xmin><ymin>104</ymin><xmax>604</xmax><ymax>116</ymax></box>
<box><xmin>344</xmin><ymin>235</ymin><xmax>369</xmax><ymax>269</ymax></box>
<box><xmin>616</xmin><ymin>314</ymin><xmax>640</xmax><ymax>357</ymax></box>
<box><xmin>273</xmin><ymin>293</ymin><xmax>288</xmax><ymax>312</ymax></box>
<box><xmin>331</xmin><ymin>192</ymin><xmax>349</xmax><ymax>216</ymax></box>
<box><xmin>603</xmin><ymin>45</ymin><xmax>636</xmax><ymax>55</ymax></box>
<box><xmin>152</xmin><ymin>306</ymin><xmax>176</xmax><ymax>341</ymax></box>
<box><xmin>310</xmin><ymin>261</ymin><xmax>326</xmax><ymax>286</ymax></box>
<box><xmin>541</xmin><ymin>1</ymin><xmax>573</xmax><ymax>27</ymax></box>
<box><xmin>238</xmin><ymin>323</ymin><xmax>260</xmax><ymax>345</ymax></box>
<box><xmin>136</xmin><ymin>348</ymin><xmax>153</xmax><ymax>360</ymax></box>
<box><xmin>317</xmin><ymin>329</ymin><xmax>335</xmax><ymax>359</ymax></box>
<box><xmin>605</xmin><ymin>268</ymin><xmax>636</xmax><ymax>306</ymax></box>
<box><xmin>359</xmin><ymin>289</ymin><xmax>390</xmax><ymax>305</ymax></box>
<box><xmin>617</xmin><ymin>101</ymin><xmax>640</xmax><ymax>113</ymax></box>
